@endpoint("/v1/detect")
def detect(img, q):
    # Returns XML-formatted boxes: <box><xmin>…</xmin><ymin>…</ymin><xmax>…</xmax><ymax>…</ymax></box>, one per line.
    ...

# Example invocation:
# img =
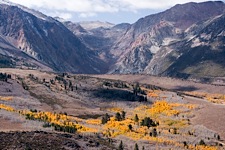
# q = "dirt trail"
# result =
<box><xmin>185</xmin><ymin>96</ymin><xmax>225</xmax><ymax>141</ymax></box>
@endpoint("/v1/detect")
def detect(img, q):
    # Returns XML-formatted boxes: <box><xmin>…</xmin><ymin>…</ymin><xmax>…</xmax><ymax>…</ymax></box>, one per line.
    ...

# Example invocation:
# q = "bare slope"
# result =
<box><xmin>109</xmin><ymin>1</ymin><xmax>225</xmax><ymax>77</ymax></box>
<box><xmin>0</xmin><ymin>3</ymin><xmax>107</xmax><ymax>73</ymax></box>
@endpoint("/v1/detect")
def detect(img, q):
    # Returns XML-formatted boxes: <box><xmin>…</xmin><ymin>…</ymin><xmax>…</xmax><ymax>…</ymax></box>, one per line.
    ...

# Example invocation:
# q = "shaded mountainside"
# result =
<box><xmin>109</xmin><ymin>1</ymin><xmax>225</xmax><ymax>78</ymax></box>
<box><xmin>1</xmin><ymin>1</ymin><xmax>225</xmax><ymax>78</ymax></box>
<box><xmin>161</xmin><ymin>14</ymin><xmax>225</xmax><ymax>78</ymax></box>
<box><xmin>0</xmin><ymin>31</ymin><xmax>49</xmax><ymax>70</ymax></box>
<box><xmin>63</xmin><ymin>21</ymin><xmax>131</xmax><ymax>64</ymax></box>
<box><xmin>0</xmin><ymin>3</ymin><xmax>107</xmax><ymax>73</ymax></box>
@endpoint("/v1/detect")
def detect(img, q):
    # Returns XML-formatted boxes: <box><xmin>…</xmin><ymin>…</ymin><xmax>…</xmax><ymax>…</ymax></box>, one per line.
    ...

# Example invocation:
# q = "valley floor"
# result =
<box><xmin>0</xmin><ymin>69</ymin><xmax>224</xmax><ymax>149</ymax></box>
<box><xmin>92</xmin><ymin>74</ymin><xmax>225</xmax><ymax>141</ymax></box>
<box><xmin>187</xmin><ymin>96</ymin><xmax>225</xmax><ymax>142</ymax></box>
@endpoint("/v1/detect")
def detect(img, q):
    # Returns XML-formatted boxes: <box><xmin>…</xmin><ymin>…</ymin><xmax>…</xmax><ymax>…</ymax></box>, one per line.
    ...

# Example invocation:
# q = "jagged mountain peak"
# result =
<box><xmin>0</xmin><ymin>0</ymin><xmax>55</xmax><ymax>22</ymax></box>
<box><xmin>109</xmin><ymin>1</ymin><xmax>225</xmax><ymax>77</ymax></box>
<box><xmin>134</xmin><ymin>0</ymin><xmax>225</xmax><ymax>32</ymax></box>
<box><xmin>1</xmin><ymin>0</ymin><xmax>225</xmax><ymax>78</ymax></box>
<box><xmin>0</xmin><ymin>3</ymin><xmax>108</xmax><ymax>73</ymax></box>
<box><xmin>0</xmin><ymin>0</ymin><xmax>13</xmax><ymax>5</ymax></box>
<box><xmin>78</xmin><ymin>21</ymin><xmax>115</xmax><ymax>30</ymax></box>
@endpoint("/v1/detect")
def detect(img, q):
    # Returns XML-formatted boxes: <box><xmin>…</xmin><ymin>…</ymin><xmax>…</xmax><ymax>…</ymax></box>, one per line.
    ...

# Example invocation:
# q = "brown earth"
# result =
<box><xmin>92</xmin><ymin>74</ymin><xmax>225</xmax><ymax>94</ymax></box>
<box><xmin>0</xmin><ymin>131</ymin><xmax>115</xmax><ymax>150</ymax></box>
<box><xmin>185</xmin><ymin>96</ymin><xmax>225</xmax><ymax>142</ymax></box>
<box><xmin>0</xmin><ymin>69</ymin><xmax>224</xmax><ymax>149</ymax></box>
<box><xmin>92</xmin><ymin>74</ymin><xmax>225</xmax><ymax>142</ymax></box>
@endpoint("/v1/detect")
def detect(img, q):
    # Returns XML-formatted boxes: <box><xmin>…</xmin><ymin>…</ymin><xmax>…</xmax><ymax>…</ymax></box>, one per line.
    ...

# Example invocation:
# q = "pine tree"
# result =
<box><xmin>199</xmin><ymin>139</ymin><xmax>205</xmax><ymax>145</ymax></box>
<box><xmin>118</xmin><ymin>141</ymin><xmax>124</xmax><ymax>150</ymax></box>
<box><xmin>134</xmin><ymin>143</ymin><xmax>139</xmax><ymax>150</ymax></box>
<box><xmin>121</xmin><ymin>111</ymin><xmax>126</xmax><ymax>120</ymax></box>
<box><xmin>69</xmin><ymin>81</ymin><xmax>72</xmax><ymax>89</ymax></box>
<box><xmin>134</xmin><ymin>114</ymin><xmax>139</xmax><ymax>123</ymax></box>
<box><xmin>115</xmin><ymin>112</ymin><xmax>122</xmax><ymax>121</ymax></box>
<box><xmin>128</xmin><ymin>124</ymin><xmax>133</xmax><ymax>131</ymax></box>
<box><xmin>102</xmin><ymin>113</ymin><xmax>110</xmax><ymax>124</ymax></box>
<box><xmin>150</xmin><ymin>128</ymin><xmax>157</xmax><ymax>137</ymax></box>
<box><xmin>140</xmin><ymin>117</ymin><xmax>156</xmax><ymax>128</ymax></box>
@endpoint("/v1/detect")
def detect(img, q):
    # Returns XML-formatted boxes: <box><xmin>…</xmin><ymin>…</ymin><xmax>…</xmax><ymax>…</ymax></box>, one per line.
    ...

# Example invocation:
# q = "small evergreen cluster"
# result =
<box><xmin>52</xmin><ymin>123</ymin><xmax>77</xmax><ymax>133</ymax></box>
<box><xmin>140</xmin><ymin>117</ymin><xmax>157</xmax><ymax>128</ymax></box>
<box><xmin>101</xmin><ymin>113</ymin><xmax>110</xmax><ymax>124</ymax></box>
<box><xmin>55</xmin><ymin>75</ymin><xmax>76</xmax><ymax>91</ymax></box>
<box><xmin>115</xmin><ymin>111</ymin><xmax>126</xmax><ymax>121</ymax></box>
<box><xmin>0</xmin><ymin>73</ymin><xmax>11</xmax><ymax>82</ymax></box>
<box><xmin>132</xmin><ymin>82</ymin><xmax>148</xmax><ymax>102</ymax></box>
<box><xmin>103</xmin><ymin>81</ymin><xmax>128</xmax><ymax>88</ymax></box>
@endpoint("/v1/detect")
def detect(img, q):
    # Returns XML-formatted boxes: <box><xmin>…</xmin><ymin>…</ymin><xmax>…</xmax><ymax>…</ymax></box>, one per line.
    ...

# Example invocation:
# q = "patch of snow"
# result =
<box><xmin>186</xmin><ymin>35</ymin><xmax>196</xmax><ymax>42</ymax></box>
<box><xmin>175</xmin><ymin>28</ymin><xmax>183</xmax><ymax>34</ymax></box>
<box><xmin>162</xmin><ymin>38</ymin><xmax>176</xmax><ymax>46</ymax></box>
<box><xmin>54</xmin><ymin>17</ymin><xmax>66</xmax><ymax>22</ymax></box>
<box><xmin>191</xmin><ymin>38</ymin><xmax>208</xmax><ymax>48</ymax></box>
<box><xmin>161</xmin><ymin>48</ymin><xmax>173</xmax><ymax>58</ymax></box>
<box><xmin>0</xmin><ymin>0</ymin><xmax>13</xmax><ymax>5</ymax></box>
<box><xmin>0</xmin><ymin>0</ymin><xmax>55</xmax><ymax>22</ymax></box>
<box><xmin>200</xmin><ymin>33</ymin><xmax>211</xmax><ymax>40</ymax></box>
<box><xmin>205</xmin><ymin>14</ymin><xmax>223</xmax><ymax>25</ymax></box>
<box><xmin>191</xmin><ymin>38</ymin><xmax>201</xmax><ymax>47</ymax></box>
<box><xmin>43</xmin><ymin>29</ymin><xmax>48</xmax><ymax>37</ymax></box>
<box><xmin>149</xmin><ymin>46</ymin><xmax>160</xmax><ymax>54</ymax></box>
<box><xmin>78</xmin><ymin>21</ymin><xmax>115</xmax><ymax>30</ymax></box>
<box><xmin>218</xmin><ymin>30</ymin><xmax>225</xmax><ymax>36</ymax></box>
<box><xmin>26</xmin><ymin>17</ymin><xmax>42</xmax><ymax>38</ymax></box>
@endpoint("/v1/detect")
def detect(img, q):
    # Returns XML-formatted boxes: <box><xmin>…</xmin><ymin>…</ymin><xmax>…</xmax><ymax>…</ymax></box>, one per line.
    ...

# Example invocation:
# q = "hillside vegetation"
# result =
<box><xmin>0</xmin><ymin>69</ymin><xmax>224</xmax><ymax>149</ymax></box>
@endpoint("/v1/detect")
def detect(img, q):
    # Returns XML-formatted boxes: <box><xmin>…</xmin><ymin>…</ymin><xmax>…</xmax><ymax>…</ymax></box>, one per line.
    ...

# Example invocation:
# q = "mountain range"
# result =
<box><xmin>0</xmin><ymin>0</ymin><xmax>225</xmax><ymax>79</ymax></box>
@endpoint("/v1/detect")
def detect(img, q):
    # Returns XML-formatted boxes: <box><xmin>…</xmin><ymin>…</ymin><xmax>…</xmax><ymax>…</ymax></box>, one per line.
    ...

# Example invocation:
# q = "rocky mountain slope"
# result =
<box><xmin>0</xmin><ymin>26</ymin><xmax>49</xmax><ymax>70</ymax></box>
<box><xmin>78</xmin><ymin>21</ymin><xmax>115</xmax><ymax>30</ymax></box>
<box><xmin>109</xmin><ymin>1</ymin><xmax>225</xmax><ymax>78</ymax></box>
<box><xmin>63</xmin><ymin>21</ymin><xmax>130</xmax><ymax>64</ymax></box>
<box><xmin>158</xmin><ymin>13</ymin><xmax>225</xmax><ymax>78</ymax></box>
<box><xmin>0</xmin><ymin>0</ymin><xmax>107</xmax><ymax>73</ymax></box>
<box><xmin>0</xmin><ymin>0</ymin><xmax>225</xmax><ymax>78</ymax></box>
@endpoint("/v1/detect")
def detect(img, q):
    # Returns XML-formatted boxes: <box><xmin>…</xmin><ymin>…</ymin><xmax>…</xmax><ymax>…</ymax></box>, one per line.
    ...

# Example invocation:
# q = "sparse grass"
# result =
<box><xmin>0</xmin><ymin>104</ymin><xmax>15</xmax><ymax>112</ymax></box>
<box><xmin>77</xmin><ymin>114</ymin><xmax>102</xmax><ymax>119</ymax></box>
<box><xmin>185</xmin><ymin>92</ymin><xmax>225</xmax><ymax>104</ymax></box>
<box><xmin>0</xmin><ymin>96</ymin><xmax>13</xmax><ymax>101</ymax></box>
<box><xmin>0</xmin><ymin>99</ymin><xmax>197</xmax><ymax>149</ymax></box>
<box><xmin>147</xmin><ymin>90</ymin><xmax>160</xmax><ymax>98</ymax></box>
<box><xmin>29</xmin><ymin>91</ymin><xmax>63</xmax><ymax>107</ymax></box>
<box><xmin>86</xmin><ymin>119</ymin><xmax>102</xmax><ymax>125</ymax></box>
<box><xmin>183</xmin><ymin>61</ymin><xmax>225</xmax><ymax>77</ymax></box>
<box><xmin>0</xmin><ymin>69</ymin><xmax>223</xmax><ymax>150</ymax></box>
<box><xmin>108</xmin><ymin>107</ymin><xmax>123</xmax><ymax>113</ymax></box>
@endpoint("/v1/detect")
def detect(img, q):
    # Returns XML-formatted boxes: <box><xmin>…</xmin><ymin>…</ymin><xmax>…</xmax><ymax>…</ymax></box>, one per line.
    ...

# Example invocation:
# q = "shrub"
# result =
<box><xmin>199</xmin><ymin>139</ymin><xmax>206</xmax><ymax>145</ymax></box>
<box><xmin>115</xmin><ymin>112</ymin><xmax>122</xmax><ymax>121</ymax></box>
<box><xmin>134</xmin><ymin>143</ymin><xmax>139</xmax><ymax>150</ymax></box>
<box><xmin>140</xmin><ymin>117</ymin><xmax>156</xmax><ymax>128</ymax></box>
<box><xmin>118</xmin><ymin>141</ymin><xmax>124</xmax><ymax>150</ymax></box>
<box><xmin>134</xmin><ymin>114</ymin><xmax>139</xmax><ymax>123</ymax></box>
<box><xmin>102</xmin><ymin>113</ymin><xmax>110</xmax><ymax>124</ymax></box>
